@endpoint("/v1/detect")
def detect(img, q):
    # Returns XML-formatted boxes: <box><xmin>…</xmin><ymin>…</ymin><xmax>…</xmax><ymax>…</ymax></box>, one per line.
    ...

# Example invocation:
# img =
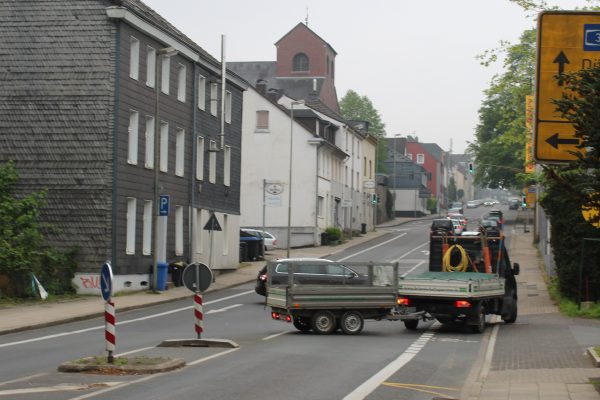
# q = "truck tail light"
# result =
<box><xmin>455</xmin><ymin>300</ymin><xmax>472</xmax><ymax>308</ymax></box>
<box><xmin>397</xmin><ymin>297</ymin><xmax>410</xmax><ymax>306</ymax></box>
<box><xmin>271</xmin><ymin>312</ymin><xmax>280</xmax><ymax>320</ymax></box>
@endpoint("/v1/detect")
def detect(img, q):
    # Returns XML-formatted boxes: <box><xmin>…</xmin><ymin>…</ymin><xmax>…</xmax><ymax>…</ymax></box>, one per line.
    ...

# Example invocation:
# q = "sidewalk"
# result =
<box><xmin>1</xmin><ymin>217</ymin><xmax>598</xmax><ymax>399</ymax></box>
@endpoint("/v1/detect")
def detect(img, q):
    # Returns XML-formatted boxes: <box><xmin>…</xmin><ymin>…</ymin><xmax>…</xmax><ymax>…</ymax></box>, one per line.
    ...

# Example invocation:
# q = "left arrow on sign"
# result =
<box><xmin>546</xmin><ymin>132</ymin><xmax>579</xmax><ymax>149</ymax></box>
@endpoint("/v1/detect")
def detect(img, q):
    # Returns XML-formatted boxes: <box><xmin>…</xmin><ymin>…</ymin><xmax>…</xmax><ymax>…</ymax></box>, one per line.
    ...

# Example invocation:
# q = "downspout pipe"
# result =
<box><xmin>219</xmin><ymin>35</ymin><xmax>226</xmax><ymax>150</ymax></box>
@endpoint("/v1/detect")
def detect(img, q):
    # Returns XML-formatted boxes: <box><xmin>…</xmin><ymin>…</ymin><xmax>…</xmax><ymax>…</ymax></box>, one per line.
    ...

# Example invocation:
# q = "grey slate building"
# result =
<box><xmin>0</xmin><ymin>0</ymin><xmax>247</xmax><ymax>293</ymax></box>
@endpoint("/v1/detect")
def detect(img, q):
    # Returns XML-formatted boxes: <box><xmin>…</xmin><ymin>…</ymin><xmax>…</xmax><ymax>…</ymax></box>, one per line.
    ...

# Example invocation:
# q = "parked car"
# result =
<box><xmin>254</xmin><ymin>258</ymin><xmax>367</xmax><ymax>296</ymax></box>
<box><xmin>466</xmin><ymin>200</ymin><xmax>478</xmax><ymax>209</ymax></box>
<box><xmin>241</xmin><ymin>228</ymin><xmax>277</xmax><ymax>251</ymax></box>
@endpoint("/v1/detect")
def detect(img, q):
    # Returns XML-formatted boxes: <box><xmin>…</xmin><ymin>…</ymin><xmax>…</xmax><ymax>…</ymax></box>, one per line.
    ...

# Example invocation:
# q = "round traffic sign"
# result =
<box><xmin>182</xmin><ymin>263</ymin><xmax>213</xmax><ymax>293</ymax></box>
<box><xmin>100</xmin><ymin>262</ymin><xmax>113</xmax><ymax>301</ymax></box>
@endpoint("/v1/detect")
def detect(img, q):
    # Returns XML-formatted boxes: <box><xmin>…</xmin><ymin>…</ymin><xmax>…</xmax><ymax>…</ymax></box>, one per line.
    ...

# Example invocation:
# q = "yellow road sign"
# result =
<box><xmin>582</xmin><ymin>205</ymin><xmax>600</xmax><ymax>228</ymax></box>
<box><xmin>534</xmin><ymin>11</ymin><xmax>595</xmax><ymax>162</ymax></box>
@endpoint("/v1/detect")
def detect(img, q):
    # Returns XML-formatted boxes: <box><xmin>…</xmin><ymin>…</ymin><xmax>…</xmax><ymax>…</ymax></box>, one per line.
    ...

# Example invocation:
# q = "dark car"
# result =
<box><xmin>254</xmin><ymin>258</ymin><xmax>367</xmax><ymax>296</ymax></box>
<box><xmin>430</xmin><ymin>219</ymin><xmax>454</xmax><ymax>235</ymax></box>
<box><xmin>480</xmin><ymin>219</ymin><xmax>501</xmax><ymax>237</ymax></box>
<box><xmin>485</xmin><ymin>210</ymin><xmax>504</xmax><ymax>227</ymax></box>
<box><xmin>509</xmin><ymin>198</ymin><xmax>520</xmax><ymax>210</ymax></box>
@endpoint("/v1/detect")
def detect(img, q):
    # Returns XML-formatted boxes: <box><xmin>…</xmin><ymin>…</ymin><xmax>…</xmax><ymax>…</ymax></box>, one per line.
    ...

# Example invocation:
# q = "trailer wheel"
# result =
<box><xmin>404</xmin><ymin>320</ymin><xmax>418</xmax><ymax>330</ymax></box>
<box><xmin>471</xmin><ymin>303</ymin><xmax>486</xmax><ymax>333</ymax></box>
<box><xmin>311</xmin><ymin>311</ymin><xmax>336</xmax><ymax>334</ymax></box>
<box><xmin>293</xmin><ymin>317</ymin><xmax>311</xmax><ymax>333</ymax></box>
<box><xmin>340</xmin><ymin>311</ymin><xmax>364</xmax><ymax>335</ymax></box>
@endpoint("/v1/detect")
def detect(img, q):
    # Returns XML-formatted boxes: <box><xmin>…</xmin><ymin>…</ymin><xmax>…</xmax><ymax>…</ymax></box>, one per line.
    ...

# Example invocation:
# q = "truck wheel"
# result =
<box><xmin>311</xmin><ymin>311</ymin><xmax>336</xmax><ymax>334</ymax></box>
<box><xmin>404</xmin><ymin>320</ymin><xmax>418</xmax><ymax>330</ymax></box>
<box><xmin>340</xmin><ymin>311</ymin><xmax>364</xmax><ymax>335</ymax></box>
<box><xmin>471</xmin><ymin>303</ymin><xmax>486</xmax><ymax>333</ymax></box>
<box><xmin>502</xmin><ymin>297</ymin><xmax>518</xmax><ymax>324</ymax></box>
<box><xmin>293</xmin><ymin>317</ymin><xmax>311</xmax><ymax>333</ymax></box>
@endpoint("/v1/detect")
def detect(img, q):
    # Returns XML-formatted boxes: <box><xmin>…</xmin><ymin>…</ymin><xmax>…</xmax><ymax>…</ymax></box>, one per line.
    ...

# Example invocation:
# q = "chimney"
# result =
<box><xmin>267</xmin><ymin>88</ymin><xmax>280</xmax><ymax>102</ymax></box>
<box><xmin>256</xmin><ymin>79</ymin><xmax>267</xmax><ymax>95</ymax></box>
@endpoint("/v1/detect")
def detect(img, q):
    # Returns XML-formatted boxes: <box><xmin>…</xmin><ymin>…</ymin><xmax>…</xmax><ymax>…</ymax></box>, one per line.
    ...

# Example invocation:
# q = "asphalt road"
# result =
<box><xmin>0</xmin><ymin>206</ymin><xmax>515</xmax><ymax>400</ymax></box>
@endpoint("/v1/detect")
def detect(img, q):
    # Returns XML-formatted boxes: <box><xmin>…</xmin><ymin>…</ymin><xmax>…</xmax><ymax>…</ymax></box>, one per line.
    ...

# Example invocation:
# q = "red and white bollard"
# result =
<box><xmin>105</xmin><ymin>300</ymin><xmax>116</xmax><ymax>363</ymax></box>
<box><xmin>194</xmin><ymin>293</ymin><xmax>203</xmax><ymax>339</ymax></box>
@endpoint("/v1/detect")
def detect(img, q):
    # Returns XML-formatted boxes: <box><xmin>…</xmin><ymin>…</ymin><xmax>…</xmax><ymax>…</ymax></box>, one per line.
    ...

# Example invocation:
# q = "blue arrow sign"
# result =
<box><xmin>100</xmin><ymin>262</ymin><xmax>113</xmax><ymax>302</ymax></box>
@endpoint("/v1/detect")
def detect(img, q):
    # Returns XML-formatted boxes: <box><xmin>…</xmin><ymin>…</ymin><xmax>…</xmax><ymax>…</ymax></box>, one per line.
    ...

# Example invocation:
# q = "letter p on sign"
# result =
<box><xmin>159</xmin><ymin>195</ymin><xmax>170</xmax><ymax>216</ymax></box>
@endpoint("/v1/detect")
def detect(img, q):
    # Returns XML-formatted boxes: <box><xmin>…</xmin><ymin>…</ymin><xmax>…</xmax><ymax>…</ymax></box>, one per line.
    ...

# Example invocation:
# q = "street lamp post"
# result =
<box><xmin>152</xmin><ymin>46</ymin><xmax>177</xmax><ymax>292</ymax></box>
<box><xmin>392</xmin><ymin>134</ymin><xmax>401</xmax><ymax>218</ymax></box>
<box><xmin>287</xmin><ymin>100</ymin><xmax>304</xmax><ymax>258</ymax></box>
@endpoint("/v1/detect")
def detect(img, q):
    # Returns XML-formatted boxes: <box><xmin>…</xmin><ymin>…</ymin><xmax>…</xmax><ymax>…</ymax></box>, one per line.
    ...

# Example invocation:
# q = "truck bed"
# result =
<box><xmin>397</xmin><ymin>271</ymin><xmax>505</xmax><ymax>299</ymax></box>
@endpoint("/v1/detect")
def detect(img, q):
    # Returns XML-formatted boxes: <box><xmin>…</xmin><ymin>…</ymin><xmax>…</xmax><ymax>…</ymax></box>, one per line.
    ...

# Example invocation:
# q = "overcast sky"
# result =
<box><xmin>143</xmin><ymin>0</ymin><xmax>584</xmax><ymax>154</ymax></box>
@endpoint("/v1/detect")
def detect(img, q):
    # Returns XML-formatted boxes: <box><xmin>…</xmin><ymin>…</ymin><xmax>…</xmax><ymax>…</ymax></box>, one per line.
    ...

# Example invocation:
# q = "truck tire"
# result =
<box><xmin>404</xmin><ymin>320</ymin><xmax>418</xmax><ymax>330</ymax></box>
<box><xmin>311</xmin><ymin>311</ymin><xmax>336</xmax><ymax>334</ymax></box>
<box><xmin>502</xmin><ymin>296</ymin><xmax>518</xmax><ymax>324</ymax></box>
<box><xmin>293</xmin><ymin>317</ymin><xmax>311</xmax><ymax>333</ymax></box>
<box><xmin>471</xmin><ymin>303</ymin><xmax>486</xmax><ymax>333</ymax></box>
<box><xmin>340</xmin><ymin>311</ymin><xmax>364</xmax><ymax>335</ymax></box>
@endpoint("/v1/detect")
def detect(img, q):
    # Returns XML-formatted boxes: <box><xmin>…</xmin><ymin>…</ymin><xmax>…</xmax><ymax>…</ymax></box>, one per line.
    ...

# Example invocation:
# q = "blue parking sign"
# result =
<box><xmin>159</xmin><ymin>195</ymin><xmax>169</xmax><ymax>216</ymax></box>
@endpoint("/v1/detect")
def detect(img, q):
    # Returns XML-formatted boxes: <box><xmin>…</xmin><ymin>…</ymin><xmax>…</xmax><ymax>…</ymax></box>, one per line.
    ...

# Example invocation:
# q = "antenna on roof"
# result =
<box><xmin>305</xmin><ymin>7</ymin><xmax>309</xmax><ymax>26</ymax></box>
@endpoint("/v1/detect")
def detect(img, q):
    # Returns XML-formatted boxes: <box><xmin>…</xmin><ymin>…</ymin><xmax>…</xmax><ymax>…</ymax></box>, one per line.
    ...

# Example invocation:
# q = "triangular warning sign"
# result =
<box><xmin>203</xmin><ymin>213</ymin><xmax>222</xmax><ymax>231</ymax></box>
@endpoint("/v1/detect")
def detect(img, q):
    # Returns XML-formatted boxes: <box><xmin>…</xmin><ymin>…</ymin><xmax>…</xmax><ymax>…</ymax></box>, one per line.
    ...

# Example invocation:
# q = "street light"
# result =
<box><xmin>152</xmin><ymin>46</ymin><xmax>178</xmax><ymax>292</ymax></box>
<box><xmin>287</xmin><ymin>100</ymin><xmax>305</xmax><ymax>258</ymax></box>
<box><xmin>392</xmin><ymin>134</ymin><xmax>402</xmax><ymax>218</ymax></box>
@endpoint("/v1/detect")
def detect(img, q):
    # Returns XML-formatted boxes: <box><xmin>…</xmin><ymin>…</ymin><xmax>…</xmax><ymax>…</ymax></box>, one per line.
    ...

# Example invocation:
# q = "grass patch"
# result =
<box><xmin>547</xmin><ymin>277</ymin><xmax>600</xmax><ymax>318</ymax></box>
<box><xmin>75</xmin><ymin>356</ymin><xmax>169</xmax><ymax>366</ymax></box>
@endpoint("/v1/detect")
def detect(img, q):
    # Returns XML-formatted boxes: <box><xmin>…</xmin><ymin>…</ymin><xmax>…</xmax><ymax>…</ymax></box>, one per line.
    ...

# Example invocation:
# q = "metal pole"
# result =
<box><xmin>287</xmin><ymin>104</ymin><xmax>295</xmax><ymax>258</ymax></box>
<box><xmin>393</xmin><ymin>136</ymin><xmax>397</xmax><ymax>218</ymax></box>
<box><xmin>152</xmin><ymin>51</ymin><xmax>161</xmax><ymax>293</ymax></box>
<box><xmin>262</xmin><ymin>179</ymin><xmax>266</xmax><ymax>238</ymax></box>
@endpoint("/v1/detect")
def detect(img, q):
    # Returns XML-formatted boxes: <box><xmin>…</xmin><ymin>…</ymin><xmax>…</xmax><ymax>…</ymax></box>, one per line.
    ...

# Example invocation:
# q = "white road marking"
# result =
<box><xmin>262</xmin><ymin>331</ymin><xmax>288</xmax><ymax>341</ymax></box>
<box><xmin>337</xmin><ymin>233</ymin><xmax>406</xmax><ymax>261</ymax></box>
<box><xmin>116</xmin><ymin>346</ymin><xmax>155</xmax><ymax>356</ymax></box>
<box><xmin>392</xmin><ymin>241</ymin><xmax>429</xmax><ymax>263</ymax></box>
<box><xmin>0</xmin><ymin>373</ymin><xmax>48</xmax><ymax>387</ymax></box>
<box><xmin>400</xmin><ymin>260</ymin><xmax>426</xmax><ymax>278</ymax></box>
<box><xmin>187</xmin><ymin>348</ymin><xmax>239</xmax><ymax>366</ymax></box>
<box><xmin>0</xmin><ymin>290</ymin><xmax>254</xmax><ymax>348</ymax></box>
<box><xmin>205</xmin><ymin>304</ymin><xmax>243</xmax><ymax>314</ymax></box>
<box><xmin>0</xmin><ymin>382</ymin><xmax>121</xmax><ymax>396</ymax></box>
<box><xmin>343</xmin><ymin>329</ymin><xmax>437</xmax><ymax>400</ymax></box>
<box><xmin>479</xmin><ymin>321</ymin><xmax>500</xmax><ymax>381</ymax></box>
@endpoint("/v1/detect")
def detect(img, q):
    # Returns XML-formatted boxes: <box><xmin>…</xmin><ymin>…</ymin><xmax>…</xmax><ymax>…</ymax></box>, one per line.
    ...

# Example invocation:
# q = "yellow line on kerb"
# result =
<box><xmin>382</xmin><ymin>382</ymin><xmax>459</xmax><ymax>397</ymax></box>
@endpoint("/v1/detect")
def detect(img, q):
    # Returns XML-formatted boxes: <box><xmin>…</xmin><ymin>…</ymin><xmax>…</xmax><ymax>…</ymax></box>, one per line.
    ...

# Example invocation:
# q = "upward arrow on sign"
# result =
<box><xmin>203</xmin><ymin>214</ymin><xmax>222</xmax><ymax>231</ymax></box>
<box><xmin>553</xmin><ymin>51</ymin><xmax>570</xmax><ymax>86</ymax></box>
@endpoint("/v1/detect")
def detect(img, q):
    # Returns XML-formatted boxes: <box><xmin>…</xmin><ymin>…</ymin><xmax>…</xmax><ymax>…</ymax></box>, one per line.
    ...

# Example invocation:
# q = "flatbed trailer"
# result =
<box><xmin>266</xmin><ymin>261</ymin><xmax>400</xmax><ymax>335</ymax></box>
<box><xmin>396</xmin><ymin>233</ymin><xmax>520</xmax><ymax>333</ymax></box>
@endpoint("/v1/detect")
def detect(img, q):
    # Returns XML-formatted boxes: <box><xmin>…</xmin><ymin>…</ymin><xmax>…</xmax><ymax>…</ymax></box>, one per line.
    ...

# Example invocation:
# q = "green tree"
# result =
<box><xmin>469</xmin><ymin>29</ymin><xmax>536</xmax><ymax>189</ymax></box>
<box><xmin>447</xmin><ymin>177</ymin><xmax>457</xmax><ymax>202</ymax></box>
<box><xmin>538</xmin><ymin>66</ymin><xmax>600</xmax><ymax>302</ymax></box>
<box><xmin>339</xmin><ymin>89</ymin><xmax>388</xmax><ymax>172</ymax></box>
<box><xmin>0</xmin><ymin>161</ymin><xmax>76</xmax><ymax>298</ymax></box>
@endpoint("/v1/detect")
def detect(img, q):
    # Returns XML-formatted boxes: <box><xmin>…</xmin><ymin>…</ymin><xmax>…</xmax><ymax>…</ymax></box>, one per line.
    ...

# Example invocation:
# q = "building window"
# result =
<box><xmin>161</xmin><ymin>56</ymin><xmax>170</xmax><ymax>94</ymax></box>
<box><xmin>177</xmin><ymin>64</ymin><xmax>186</xmax><ymax>102</ymax></box>
<box><xmin>160</xmin><ymin>121</ymin><xmax>168</xmax><ymax>172</ymax></box>
<box><xmin>129</xmin><ymin>36</ymin><xmax>139</xmax><ymax>80</ymax></box>
<box><xmin>175</xmin><ymin>205</ymin><xmax>183</xmax><ymax>256</ymax></box>
<box><xmin>196</xmin><ymin>136</ymin><xmax>204</xmax><ymax>181</ymax></box>
<box><xmin>326</xmin><ymin>56</ymin><xmax>329</xmax><ymax>74</ymax></box>
<box><xmin>407</xmin><ymin>153</ymin><xmax>413</xmax><ymax>160</ymax></box>
<box><xmin>126</xmin><ymin>197</ymin><xmax>137</xmax><ymax>255</ymax></box>
<box><xmin>225</xmin><ymin>90</ymin><xmax>232</xmax><ymax>124</ymax></box>
<box><xmin>197</xmin><ymin>74</ymin><xmax>206</xmax><ymax>111</ymax></box>
<box><xmin>318</xmin><ymin>196</ymin><xmax>324</xmax><ymax>217</ymax></box>
<box><xmin>369</xmin><ymin>160</ymin><xmax>372</xmax><ymax>179</ymax></box>
<box><xmin>363</xmin><ymin>157</ymin><xmax>367</xmax><ymax>177</ymax></box>
<box><xmin>128</xmin><ymin>110</ymin><xmax>139</xmax><ymax>165</ymax></box>
<box><xmin>143</xmin><ymin>200</ymin><xmax>152</xmax><ymax>255</ymax></box>
<box><xmin>224</xmin><ymin>145</ymin><xmax>231</xmax><ymax>186</ymax></box>
<box><xmin>210</xmin><ymin>83</ymin><xmax>218</xmax><ymax>116</ymax></box>
<box><xmin>176</xmin><ymin>128</ymin><xmax>184</xmax><ymax>177</ymax></box>
<box><xmin>146</xmin><ymin>46</ymin><xmax>156</xmax><ymax>87</ymax></box>
<box><xmin>292</xmin><ymin>53</ymin><xmax>309</xmax><ymax>71</ymax></box>
<box><xmin>145</xmin><ymin>116</ymin><xmax>155</xmax><ymax>169</ymax></box>
<box><xmin>209</xmin><ymin>140</ymin><xmax>216</xmax><ymax>183</ymax></box>
<box><xmin>256</xmin><ymin>110</ymin><xmax>269</xmax><ymax>131</ymax></box>
<box><xmin>222</xmin><ymin>214</ymin><xmax>229</xmax><ymax>255</ymax></box>
<box><xmin>417</xmin><ymin>154</ymin><xmax>425</xmax><ymax>164</ymax></box>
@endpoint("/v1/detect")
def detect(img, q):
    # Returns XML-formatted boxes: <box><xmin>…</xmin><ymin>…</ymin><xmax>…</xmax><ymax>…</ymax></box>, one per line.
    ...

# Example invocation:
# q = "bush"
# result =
<box><xmin>325</xmin><ymin>227</ymin><xmax>341</xmax><ymax>241</ymax></box>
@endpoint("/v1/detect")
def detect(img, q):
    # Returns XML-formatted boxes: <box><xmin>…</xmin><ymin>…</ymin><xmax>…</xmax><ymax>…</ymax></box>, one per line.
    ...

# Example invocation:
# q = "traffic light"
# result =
<box><xmin>371</xmin><ymin>194</ymin><xmax>378</xmax><ymax>205</ymax></box>
<box><xmin>521</xmin><ymin>195</ymin><xmax>527</xmax><ymax>208</ymax></box>
<box><xmin>468</xmin><ymin>163</ymin><xmax>473</xmax><ymax>173</ymax></box>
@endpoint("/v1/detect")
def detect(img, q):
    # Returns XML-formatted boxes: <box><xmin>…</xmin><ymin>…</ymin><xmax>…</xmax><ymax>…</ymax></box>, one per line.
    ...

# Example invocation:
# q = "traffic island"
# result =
<box><xmin>157</xmin><ymin>338</ymin><xmax>239</xmax><ymax>348</ymax></box>
<box><xmin>588</xmin><ymin>346</ymin><xmax>600</xmax><ymax>368</ymax></box>
<box><xmin>58</xmin><ymin>355</ymin><xmax>185</xmax><ymax>375</ymax></box>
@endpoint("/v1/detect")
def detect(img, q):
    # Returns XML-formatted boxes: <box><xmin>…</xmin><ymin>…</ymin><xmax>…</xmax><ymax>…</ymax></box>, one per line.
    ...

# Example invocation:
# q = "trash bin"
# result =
<box><xmin>156</xmin><ymin>262</ymin><xmax>168</xmax><ymax>291</ymax></box>
<box><xmin>361</xmin><ymin>223</ymin><xmax>367</xmax><ymax>234</ymax></box>
<box><xmin>239</xmin><ymin>242</ymin><xmax>248</xmax><ymax>262</ymax></box>
<box><xmin>321</xmin><ymin>232</ymin><xmax>330</xmax><ymax>246</ymax></box>
<box><xmin>169</xmin><ymin>261</ymin><xmax>186</xmax><ymax>287</ymax></box>
<box><xmin>240</xmin><ymin>230</ymin><xmax>264</xmax><ymax>261</ymax></box>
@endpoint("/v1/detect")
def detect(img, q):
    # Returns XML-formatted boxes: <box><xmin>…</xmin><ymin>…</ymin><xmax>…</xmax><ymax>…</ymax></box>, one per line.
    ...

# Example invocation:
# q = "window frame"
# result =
<box><xmin>144</xmin><ymin>115</ymin><xmax>155</xmax><ymax>169</ymax></box>
<box><xmin>127</xmin><ymin>110</ymin><xmax>139</xmax><ymax>165</ymax></box>
<box><xmin>196</xmin><ymin>136</ymin><xmax>204</xmax><ymax>181</ymax></box>
<box><xmin>146</xmin><ymin>46</ymin><xmax>156</xmax><ymax>87</ymax></box>
<box><xmin>177</xmin><ymin>63</ymin><xmax>186</xmax><ymax>102</ymax></box>
<box><xmin>129</xmin><ymin>36</ymin><xmax>139</xmax><ymax>80</ymax></box>
<box><xmin>160</xmin><ymin>121</ymin><xmax>169</xmax><ymax>173</ymax></box>
<box><xmin>175</xmin><ymin>127</ymin><xmax>185</xmax><ymax>177</ymax></box>
<box><xmin>126</xmin><ymin>197</ymin><xmax>137</xmax><ymax>255</ymax></box>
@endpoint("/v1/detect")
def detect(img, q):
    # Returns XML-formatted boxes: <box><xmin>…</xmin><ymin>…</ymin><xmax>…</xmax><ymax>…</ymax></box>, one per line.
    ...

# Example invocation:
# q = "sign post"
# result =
<box><xmin>182</xmin><ymin>263</ymin><xmax>213</xmax><ymax>338</ymax></box>
<box><xmin>534</xmin><ymin>11</ymin><xmax>598</xmax><ymax>162</ymax></box>
<box><xmin>100</xmin><ymin>262</ymin><xmax>115</xmax><ymax>363</ymax></box>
